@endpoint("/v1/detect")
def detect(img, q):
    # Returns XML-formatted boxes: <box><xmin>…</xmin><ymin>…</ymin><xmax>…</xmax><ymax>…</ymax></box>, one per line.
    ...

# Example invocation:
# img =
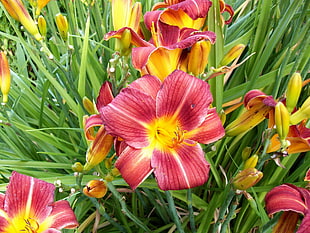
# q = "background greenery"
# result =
<box><xmin>0</xmin><ymin>0</ymin><xmax>309</xmax><ymax>232</ymax></box>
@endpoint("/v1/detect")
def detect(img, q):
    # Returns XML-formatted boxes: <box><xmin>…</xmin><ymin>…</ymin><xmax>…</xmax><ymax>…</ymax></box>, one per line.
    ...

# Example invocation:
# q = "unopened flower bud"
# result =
<box><xmin>290</xmin><ymin>96</ymin><xmax>310</xmax><ymax>125</ymax></box>
<box><xmin>233</xmin><ymin>168</ymin><xmax>263</xmax><ymax>190</ymax></box>
<box><xmin>1</xmin><ymin>0</ymin><xmax>42</xmax><ymax>40</ymax></box>
<box><xmin>83</xmin><ymin>96</ymin><xmax>96</xmax><ymax>114</ymax></box>
<box><xmin>286</xmin><ymin>72</ymin><xmax>302</xmax><ymax>113</ymax></box>
<box><xmin>83</xmin><ymin>180</ymin><xmax>107</xmax><ymax>198</ymax></box>
<box><xmin>111</xmin><ymin>167</ymin><xmax>120</xmax><ymax>177</ymax></box>
<box><xmin>243</xmin><ymin>154</ymin><xmax>258</xmax><ymax>169</ymax></box>
<box><xmin>38</xmin><ymin>15</ymin><xmax>47</xmax><ymax>38</ymax></box>
<box><xmin>275</xmin><ymin>102</ymin><xmax>290</xmax><ymax>141</ymax></box>
<box><xmin>187</xmin><ymin>40</ymin><xmax>211</xmax><ymax>76</ymax></box>
<box><xmin>119</xmin><ymin>29</ymin><xmax>132</xmax><ymax>56</ymax></box>
<box><xmin>55</xmin><ymin>13</ymin><xmax>69</xmax><ymax>41</ymax></box>
<box><xmin>72</xmin><ymin>162</ymin><xmax>84</xmax><ymax>172</ymax></box>
<box><xmin>105</xmin><ymin>173</ymin><xmax>114</xmax><ymax>182</ymax></box>
<box><xmin>220</xmin><ymin>44</ymin><xmax>245</xmax><ymax>66</ymax></box>
<box><xmin>241</xmin><ymin>147</ymin><xmax>252</xmax><ymax>161</ymax></box>
<box><xmin>0</xmin><ymin>51</ymin><xmax>11</xmax><ymax>104</ymax></box>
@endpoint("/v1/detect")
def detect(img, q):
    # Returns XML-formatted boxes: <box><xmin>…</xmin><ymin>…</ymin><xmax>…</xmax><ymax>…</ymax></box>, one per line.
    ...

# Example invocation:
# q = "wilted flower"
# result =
<box><xmin>232</xmin><ymin>168</ymin><xmax>263</xmax><ymax>190</ymax></box>
<box><xmin>0</xmin><ymin>171</ymin><xmax>78</xmax><ymax>232</ymax></box>
<box><xmin>83</xmin><ymin>180</ymin><xmax>108</xmax><ymax>198</ymax></box>
<box><xmin>99</xmin><ymin>70</ymin><xmax>225</xmax><ymax>190</ymax></box>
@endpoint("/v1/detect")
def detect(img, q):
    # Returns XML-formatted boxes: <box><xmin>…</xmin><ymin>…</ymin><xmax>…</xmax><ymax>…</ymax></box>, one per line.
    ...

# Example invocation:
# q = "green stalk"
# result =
<box><xmin>165</xmin><ymin>190</ymin><xmax>185</xmax><ymax>233</ymax></box>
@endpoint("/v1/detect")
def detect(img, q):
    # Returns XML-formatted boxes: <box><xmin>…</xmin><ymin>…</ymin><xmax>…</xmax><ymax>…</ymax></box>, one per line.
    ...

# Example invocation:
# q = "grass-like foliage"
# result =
<box><xmin>0</xmin><ymin>0</ymin><xmax>309</xmax><ymax>232</ymax></box>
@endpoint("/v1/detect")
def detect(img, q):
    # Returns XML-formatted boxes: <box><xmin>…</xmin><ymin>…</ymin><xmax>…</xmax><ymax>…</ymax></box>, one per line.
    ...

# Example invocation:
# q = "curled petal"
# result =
<box><xmin>100</xmin><ymin>88</ymin><xmax>156</xmax><ymax>148</ymax></box>
<box><xmin>84</xmin><ymin>114</ymin><xmax>104</xmax><ymax>141</ymax></box>
<box><xmin>168</xmin><ymin>0</ymin><xmax>212</xmax><ymax>20</ymax></box>
<box><xmin>151</xmin><ymin>144</ymin><xmax>210</xmax><ymax>190</ymax></box>
<box><xmin>116</xmin><ymin>146</ymin><xmax>153</xmax><ymax>189</ymax></box>
<box><xmin>297</xmin><ymin>211</ymin><xmax>310</xmax><ymax>233</ymax></box>
<box><xmin>220</xmin><ymin>0</ymin><xmax>234</xmax><ymax>24</ymax></box>
<box><xmin>265</xmin><ymin>184</ymin><xmax>308</xmax><ymax>216</ymax></box>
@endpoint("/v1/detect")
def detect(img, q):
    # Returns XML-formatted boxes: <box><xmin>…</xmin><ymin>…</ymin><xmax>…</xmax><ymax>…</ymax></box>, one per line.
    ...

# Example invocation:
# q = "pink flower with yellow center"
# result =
<box><xmin>99</xmin><ymin>70</ymin><xmax>225</xmax><ymax>190</ymax></box>
<box><xmin>0</xmin><ymin>171</ymin><xmax>78</xmax><ymax>233</ymax></box>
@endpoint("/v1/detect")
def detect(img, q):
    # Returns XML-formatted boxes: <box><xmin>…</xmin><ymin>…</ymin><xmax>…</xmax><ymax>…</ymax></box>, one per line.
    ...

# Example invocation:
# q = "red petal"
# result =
<box><xmin>265</xmin><ymin>184</ymin><xmax>308</xmax><ymax>216</ymax></box>
<box><xmin>151</xmin><ymin>144</ymin><xmax>210</xmax><ymax>190</ymax></box>
<box><xmin>84</xmin><ymin>114</ymin><xmax>104</xmax><ymax>141</ymax></box>
<box><xmin>4</xmin><ymin>171</ymin><xmax>55</xmax><ymax>222</ymax></box>
<box><xmin>100</xmin><ymin>88</ymin><xmax>156</xmax><ymax>148</ymax></box>
<box><xmin>132</xmin><ymin>47</ymin><xmax>156</xmax><ymax>72</ymax></box>
<box><xmin>144</xmin><ymin>11</ymin><xmax>163</xmax><ymax>30</ymax></box>
<box><xmin>187</xmin><ymin>108</ymin><xmax>225</xmax><ymax>144</ymax></box>
<box><xmin>96</xmin><ymin>81</ymin><xmax>114</xmax><ymax>109</ymax></box>
<box><xmin>128</xmin><ymin>75</ymin><xmax>162</xmax><ymax>99</ymax></box>
<box><xmin>46</xmin><ymin>200</ymin><xmax>78</xmax><ymax>229</ymax></box>
<box><xmin>297</xmin><ymin>211</ymin><xmax>310</xmax><ymax>233</ymax></box>
<box><xmin>157</xmin><ymin>70</ymin><xmax>213</xmax><ymax>131</ymax></box>
<box><xmin>168</xmin><ymin>0</ymin><xmax>212</xmax><ymax>20</ymax></box>
<box><xmin>116</xmin><ymin>146</ymin><xmax>153</xmax><ymax>189</ymax></box>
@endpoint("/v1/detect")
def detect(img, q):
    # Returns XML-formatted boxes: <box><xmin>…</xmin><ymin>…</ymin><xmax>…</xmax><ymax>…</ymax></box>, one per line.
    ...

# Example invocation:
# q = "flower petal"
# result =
<box><xmin>128</xmin><ymin>75</ymin><xmax>161</xmax><ymax>99</ymax></box>
<box><xmin>115</xmin><ymin>146</ymin><xmax>153</xmax><ymax>189</ymax></box>
<box><xmin>96</xmin><ymin>81</ymin><xmax>114</xmax><ymax>110</ymax></box>
<box><xmin>0</xmin><ymin>193</ymin><xmax>9</xmax><ymax>232</ymax></box>
<box><xmin>4</xmin><ymin>171</ymin><xmax>54</xmax><ymax>222</ymax></box>
<box><xmin>168</xmin><ymin>0</ymin><xmax>212</xmax><ymax>20</ymax></box>
<box><xmin>186</xmin><ymin>108</ymin><xmax>225</xmax><ymax>144</ymax></box>
<box><xmin>265</xmin><ymin>184</ymin><xmax>308</xmax><ymax>216</ymax></box>
<box><xmin>157</xmin><ymin>70</ymin><xmax>212</xmax><ymax>131</ymax></box>
<box><xmin>297</xmin><ymin>210</ymin><xmax>310</xmax><ymax>233</ymax></box>
<box><xmin>151</xmin><ymin>144</ymin><xmax>210</xmax><ymax>190</ymax></box>
<box><xmin>100</xmin><ymin>87</ymin><xmax>156</xmax><ymax>148</ymax></box>
<box><xmin>44</xmin><ymin>200</ymin><xmax>78</xmax><ymax>229</ymax></box>
<box><xmin>272</xmin><ymin>211</ymin><xmax>299</xmax><ymax>233</ymax></box>
<box><xmin>84</xmin><ymin>114</ymin><xmax>104</xmax><ymax>141</ymax></box>
<box><xmin>132</xmin><ymin>46</ymin><xmax>156</xmax><ymax>74</ymax></box>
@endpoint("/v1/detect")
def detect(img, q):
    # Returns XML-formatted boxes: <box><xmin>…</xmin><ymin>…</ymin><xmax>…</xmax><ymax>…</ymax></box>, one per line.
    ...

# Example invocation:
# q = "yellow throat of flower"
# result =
<box><xmin>148</xmin><ymin>117</ymin><xmax>195</xmax><ymax>149</ymax></box>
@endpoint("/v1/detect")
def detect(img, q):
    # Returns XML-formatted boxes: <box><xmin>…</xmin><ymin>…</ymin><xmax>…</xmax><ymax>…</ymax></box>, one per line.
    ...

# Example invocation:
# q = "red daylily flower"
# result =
<box><xmin>84</xmin><ymin>82</ymin><xmax>115</xmax><ymax>170</ymax></box>
<box><xmin>0</xmin><ymin>171</ymin><xmax>78</xmax><ymax>233</ymax></box>
<box><xmin>99</xmin><ymin>70</ymin><xmax>225</xmax><ymax>190</ymax></box>
<box><xmin>105</xmin><ymin>22</ymin><xmax>215</xmax><ymax>81</ymax></box>
<box><xmin>265</xmin><ymin>183</ymin><xmax>310</xmax><ymax>233</ymax></box>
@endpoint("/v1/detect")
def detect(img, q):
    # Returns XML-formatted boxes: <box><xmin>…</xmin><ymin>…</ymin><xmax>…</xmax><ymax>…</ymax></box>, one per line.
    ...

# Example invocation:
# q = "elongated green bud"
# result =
<box><xmin>0</xmin><ymin>51</ymin><xmax>11</xmax><ymax>104</ymax></box>
<box><xmin>286</xmin><ymin>73</ymin><xmax>302</xmax><ymax>113</ymax></box>
<box><xmin>55</xmin><ymin>13</ymin><xmax>69</xmax><ymax>41</ymax></box>
<box><xmin>37</xmin><ymin>15</ymin><xmax>47</xmax><ymax>38</ymax></box>
<box><xmin>243</xmin><ymin>154</ymin><xmax>258</xmax><ymax>169</ymax></box>
<box><xmin>220</xmin><ymin>44</ymin><xmax>245</xmax><ymax>66</ymax></box>
<box><xmin>275</xmin><ymin>102</ymin><xmax>290</xmax><ymax>140</ymax></box>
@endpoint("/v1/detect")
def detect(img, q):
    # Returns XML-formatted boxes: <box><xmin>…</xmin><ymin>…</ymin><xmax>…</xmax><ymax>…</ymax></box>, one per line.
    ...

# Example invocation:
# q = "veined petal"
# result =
<box><xmin>272</xmin><ymin>211</ymin><xmax>299</xmax><ymax>233</ymax></box>
<box><xmin>157</xmin><ymin>70</ymin><xmax>212</xmax><ymax>130</ymax></box>
<box><xmin>144</xmin><ymin>11</ymin><xmax>162</xmax><ymax>30</ymax></box>
<box><xmin>100</xmin><ymin>88</ymin><xmax>156</xmax><ymax>148</ymax></box>
<box><xmin>157</xmin><ymin>22</ymin><xmax>181</xmax><ymax>46</ymax></box>
<box><xmin>151</xmin><ymin>143</ymin><xmax>210</xmax><ymax>190</ymax></box>
<box><xmin>0</xmin><ymin>193</ymin><xmax>8</xmax><ymax>232</ymax></box>
<box><xmin>43</xmin><ymin>200</ymin><xmax>78</xmax><ymax>230</ymax></box>
<box><xmin>265</xmin><ymin>184</ymin><xmax>308</xmax><ymax>216</ymax></box>
<box><xmin>186</xmin><ymin>108</ymin><xmax>225</xmax><ymax>144</ymax></box>
<box><xmin>128</xmin><ymin>75</ymin><xmax>161</xmax><ymax>99</ymax></box>
<box><xmin>115</xmin><ymin>146</ymin><xmax>153</xmax><ymax>189</ymax></box>
<box><xmin>96</xmin><ymin>81</ymin><xmax>114</xmax><ymax>110</ymax></box>
<box><xmin>5</xmin><ymin>171</ymin><xmax>54</xmax><ymax>222</ymax></box>
<box><xmin>168</xmin><ymin>0</ymin><xmax>212</xmax><ymax>20</ymax></box>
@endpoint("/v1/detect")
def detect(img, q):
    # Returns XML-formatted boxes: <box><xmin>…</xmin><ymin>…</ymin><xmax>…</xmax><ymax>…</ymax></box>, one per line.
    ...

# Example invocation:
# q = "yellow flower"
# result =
<box><xmin>83</xmin><ymin>180</ymin><xmax>108</xmax><ymax>198</ymax></box>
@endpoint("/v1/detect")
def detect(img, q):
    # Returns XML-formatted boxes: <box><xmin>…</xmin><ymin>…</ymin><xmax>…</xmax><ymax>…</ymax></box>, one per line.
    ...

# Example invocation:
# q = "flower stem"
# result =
<box><xmin>165</xmin><ymin>190</ymin><xmax>185</xmax><ymax>233</ymax></box>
